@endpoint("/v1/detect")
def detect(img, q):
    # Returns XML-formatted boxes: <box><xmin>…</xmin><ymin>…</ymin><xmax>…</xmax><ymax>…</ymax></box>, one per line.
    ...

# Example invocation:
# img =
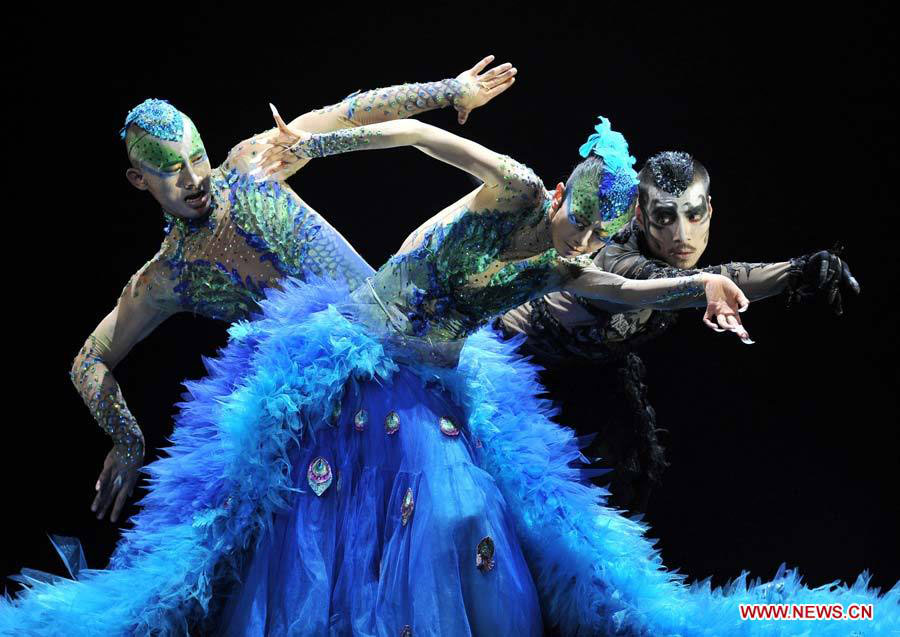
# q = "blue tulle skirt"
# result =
<box><xmin>2</xmin><ymin>278</ymin><xmax>897</xmax><ymax>636</ymax></box>
<box><xmin>216</xmin><ymin>367</ymin><xmax>542</xmax><ymax>635</ymax></box>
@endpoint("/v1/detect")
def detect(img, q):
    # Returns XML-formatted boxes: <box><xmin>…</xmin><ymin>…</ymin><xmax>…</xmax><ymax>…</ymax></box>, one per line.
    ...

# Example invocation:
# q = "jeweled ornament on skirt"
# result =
<box><xmin>439</xmin><ymin>416</ymin><xmax>460</xmax><ymax>437</ymax></box>
<box><xmin>307</xmin><ymin>456</ymin><xmax>333</xmax><ymax>496</ymax></box>
<box><xmin>354</xmin><ymin>409</ymin><xmax>368</xmax><ymax>432</ymax></box>
<box><xmin>401</xmin><ymin>487</ymin><xmax>415</xmax><ymax>526</ymax></box>
<box><xmin>476</xmin><ymin>536</ymin><xmax>495</xmax><ymax>573</ymax></box>
<box><xmin>385</xmin><ymin>410</ymin><xmax>400</xmax><ymax>435</ymax></box>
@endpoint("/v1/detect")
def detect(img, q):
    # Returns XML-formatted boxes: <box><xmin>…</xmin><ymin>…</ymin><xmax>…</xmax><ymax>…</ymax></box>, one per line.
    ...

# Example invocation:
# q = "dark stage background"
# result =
<box><xmin>5</xmin><ymin>5</ymin><xmax>898</xmax><ymax>599</ymax></box>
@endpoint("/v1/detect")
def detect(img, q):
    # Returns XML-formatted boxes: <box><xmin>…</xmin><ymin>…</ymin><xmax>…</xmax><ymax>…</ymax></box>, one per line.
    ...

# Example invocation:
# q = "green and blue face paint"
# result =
<box><xmin>121</xmin><ymin>98</ymin><xmax>206</xmax><ymax>174</ymax></box>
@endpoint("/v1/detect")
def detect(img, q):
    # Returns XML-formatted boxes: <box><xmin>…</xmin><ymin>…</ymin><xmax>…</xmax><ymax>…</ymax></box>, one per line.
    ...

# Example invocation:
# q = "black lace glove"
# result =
<box><xmin>787</xmin><ymin>244</ymin><xmax>860</xmax><ymax>315</ymax></box>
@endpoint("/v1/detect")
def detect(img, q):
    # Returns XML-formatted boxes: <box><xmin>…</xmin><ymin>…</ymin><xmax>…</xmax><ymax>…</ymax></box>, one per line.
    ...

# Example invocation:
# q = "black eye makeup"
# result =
<box><xmin>684</xmin><ymin>202</ymin><xmax>709</xmax><ymax>222</ymax></box>
<box><xmin>649</xmin><ymin>207</ymin><xmax>677</xmax><ymax>225</ymax></box>
<box><xmin>648</xmin><ymin>200</ymin><xmax>708</xmax><ymax>226</ymax></box>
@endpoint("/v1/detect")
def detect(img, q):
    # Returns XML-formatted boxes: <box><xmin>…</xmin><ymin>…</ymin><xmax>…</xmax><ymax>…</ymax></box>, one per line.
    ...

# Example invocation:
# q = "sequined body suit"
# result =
<box><xmin>140</xmin><ymin>167</ymin><xmax>374</xmax><ymax>322</ymax></box>
<box><xmin>67</xmin><ymin>168</ymin><xmax>377</xmax><ymax>463</ymax></box>
<box><xmin>348</xmin><ymin>156</ymin><xmax>571</xmax><ymax>364</ymax></box>
<box><xmin>69</xmin><ymin>76</ymin><xmax>470</xmax><ymax>465</ymax></box>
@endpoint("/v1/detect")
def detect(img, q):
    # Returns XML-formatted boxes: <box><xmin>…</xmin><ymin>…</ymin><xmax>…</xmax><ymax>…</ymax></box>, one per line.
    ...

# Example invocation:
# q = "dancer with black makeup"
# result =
<box><xmin>498</xmin><ymin>150</ymin><xmax>859</xmax><ymax>512</ymax></box>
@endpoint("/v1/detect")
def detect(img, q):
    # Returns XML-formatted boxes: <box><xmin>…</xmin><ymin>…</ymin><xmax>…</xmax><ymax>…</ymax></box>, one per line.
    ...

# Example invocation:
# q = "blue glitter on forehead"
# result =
<box><xmin>119</xmin><ymin>98</ymin><xmax>184</xmax><ymax>142</ymax></box>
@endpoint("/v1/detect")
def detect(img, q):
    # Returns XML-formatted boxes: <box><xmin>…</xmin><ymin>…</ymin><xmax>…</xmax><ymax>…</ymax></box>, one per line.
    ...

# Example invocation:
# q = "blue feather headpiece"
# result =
<box><xmin>577</xmin><ymin>116</ymin><xmax>639</xmax><ymax>227</ymax></box>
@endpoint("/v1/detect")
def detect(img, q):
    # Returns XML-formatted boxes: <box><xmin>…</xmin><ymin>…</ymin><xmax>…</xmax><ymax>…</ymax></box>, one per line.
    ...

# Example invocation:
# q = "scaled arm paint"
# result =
<box><xmin>70</xmin><ymin>259</ymin><xmax>176</xmax><ymax>464</ymax></box>
<box><xmin>288</xmin><ymin>77</ymin><xmax>466</xmax><ymax>132</ymax></box>
<box><xmin>265</xmin><ymin>77</ymin><xmax>467</xmax><ymax>180</ymax></box>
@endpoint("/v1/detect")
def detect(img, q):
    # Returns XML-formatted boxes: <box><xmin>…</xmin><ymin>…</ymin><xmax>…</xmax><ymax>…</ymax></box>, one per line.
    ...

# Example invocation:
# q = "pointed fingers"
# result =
<box><xmin>723</xmin><ymin>314</ymin><xmax>753</xmax><ymax>344</ymax></box>
<box><xmin>269</xmin><ymin>102</ymin><xmax>286</xmax><ymax>128</ymax></box>
<box><xmin>90</xmin><ymin>487</ymin><xmax>104</xmax><ymax>514</ymax></box>
<box><xmin>483</xmin><ymin>67</ymin><xmax>517</xmax><ymax>87</ymax></box>
<box><xmin>91</xmin><ymin>465</ymin><xmax>113</xmax><ymax>512</ymax></box>
<box><xmin>470</xmin><ymin>55</ymin><xmax>496</xmax><ymax>75</ymax></box>
<box><xmin>716</xmin><ymin>313</ymin><xmax>731</xmax><ymax>332</ymax></box>
<box><xmin>110</xmin><ymin>474</ymin><xmax>137</xmax><ymax>523</ymax></box>
<box><xmin>270</xmin><ymin>103</ymin><xmax>298</xmax><ymax>140</ymax></box>
<box><xmin>703</xmin><ymin>307</ymin><xmax>725</xmax><ymax>332</ymax></box>
<box><xmin>97</xmin><ymin>479</ymin><xmax>118</xmax><ymax>520</ymax></box>
<box><xmin>481</xmin><ymin>62</ymin><xmax>512</xmax><ymax>79</ymax></box>
<box><xmin>485</xmin><ymin>77</ymin><xmax>515</xmax><ymax>98</ymax></box>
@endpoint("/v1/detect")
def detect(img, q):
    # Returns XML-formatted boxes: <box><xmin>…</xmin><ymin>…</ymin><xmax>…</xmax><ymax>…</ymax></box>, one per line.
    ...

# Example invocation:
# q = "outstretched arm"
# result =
<box><xmin>70</xmin><ymin>262</ymin><xmax>174</xmax><ymax>522</ymax></box>
<box><xmin>285</xmin><ymin>118</ymin><xmax>528</xmax><ymax>193</ymax></box>
<box><xmin>606</xmin><ymin>252</ymin><xmax>790</xmax><ymax>302</ymax></box>
<box><xmin>289</xmin><ymin>54</ymin><xmax>515</xmax><ymax>131</ymax></box>
<box><xmin>227</xmin><ymin>56</ymin><xmax>516</xmax><ymax>180</ymax></box>
<box><xmin>598</xmin><ymin>232</ymin><xmax>859</xmax><ymax>312</ymax></box>
<box><xmin>560</xmin><ymin>261</ymin><xmax>752</xmax><ymax>342</ymax></box>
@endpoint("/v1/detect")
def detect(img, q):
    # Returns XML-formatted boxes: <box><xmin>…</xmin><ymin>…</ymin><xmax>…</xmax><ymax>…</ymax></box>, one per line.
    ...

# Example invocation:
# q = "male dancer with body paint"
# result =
<box><xmin>497</xmin><ymin>151</ymin><xmax>859</xmax><ymax>512</ymax></box>
<box><xmin>75</xmin><ymin>56</ymin><xmax>517</xmax><ymax>523</ymax></box>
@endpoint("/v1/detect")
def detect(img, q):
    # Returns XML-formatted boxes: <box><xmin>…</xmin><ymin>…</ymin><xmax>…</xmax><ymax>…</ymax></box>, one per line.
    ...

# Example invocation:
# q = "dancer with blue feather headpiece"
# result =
<box><xmin>2</xmin><ymin>65</ymin><xmax>897</xmax><ymax>635</ymax></box>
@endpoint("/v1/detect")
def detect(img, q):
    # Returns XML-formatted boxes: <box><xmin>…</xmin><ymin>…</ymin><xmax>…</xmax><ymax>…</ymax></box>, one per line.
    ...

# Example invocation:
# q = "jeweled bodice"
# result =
<box><xmin>147</xmin><ymin>167</ymin><xmax>374</xmax><ymax>322</ymax></box>
<box><xmin>354</xmin><ymin>160</ymin><xmax>569</xmax><ymax>346</ymax></box>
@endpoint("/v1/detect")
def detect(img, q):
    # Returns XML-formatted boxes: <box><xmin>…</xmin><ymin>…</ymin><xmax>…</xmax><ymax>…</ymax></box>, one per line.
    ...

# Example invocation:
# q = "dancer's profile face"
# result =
<box><xmin>637</xmin><ymin>180</ymin><xmax>712</xmax><ymax>269</ymax></box>
<box><xmin>125</xmin><ymin>117</ymin><xmax>213</xmax><ymax>219</ymax></box>
<box><xmin>548</xmin><ymin>182</ymin><xmax>610</xmax><ymax>257</ymax></box>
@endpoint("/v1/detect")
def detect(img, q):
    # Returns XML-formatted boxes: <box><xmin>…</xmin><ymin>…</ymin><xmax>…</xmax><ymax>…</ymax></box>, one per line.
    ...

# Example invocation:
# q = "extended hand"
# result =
<box><xmin>91</xmin><ymin>443</ymin><xmax>143</xmax><ymax>523</ymax></box>
<box><xmin>223</xmin><ymin>108</ymin><xmax>311</xmax><ymax>182</ymax></box>
<box><xmin>701</xmin><ymin>274</ymin><xmax>753</xmax><ymax>344</ymax></box>
<box><xmin>793</xmin><ymin>247</ymin><xmax>860</xmax><ymax>315</ymax></box>
<box><xmin>239</xmin><ymin>105</ymin><xmax>316</xmax><ymax>182</ymax></box>
<box><xmin>453</xmin><ymin>55</ymin><xmax>517</xmax><ymax>125</ymax></box>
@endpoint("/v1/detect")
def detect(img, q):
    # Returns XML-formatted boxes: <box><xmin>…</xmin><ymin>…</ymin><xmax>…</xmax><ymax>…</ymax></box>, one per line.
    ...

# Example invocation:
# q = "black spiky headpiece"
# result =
<box><xmin>646</xmin><ymin>151</ymin><xmax>694</xmax><ymax>196</ymax></box>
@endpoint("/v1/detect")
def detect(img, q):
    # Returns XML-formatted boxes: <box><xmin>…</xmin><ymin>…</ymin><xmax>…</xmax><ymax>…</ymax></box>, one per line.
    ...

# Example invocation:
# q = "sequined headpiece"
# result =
<box><xmin>646</xmin><ymin>151</ymin><xmax>694</xmax><ymax>196</ymax></box>
<box><xmin>571</xmin><ymin>116</ymin><xmax>639</xmax><ymax>234</ymax></box>
<box><xmin>120</xmin><ymin>98</ymin><xmax>184</xmax><ymax>145</ymax></box>
<box><xmin>120</xmin><ymin>98</ymin><xmax>205</xmax><ymax>170</ymax></box>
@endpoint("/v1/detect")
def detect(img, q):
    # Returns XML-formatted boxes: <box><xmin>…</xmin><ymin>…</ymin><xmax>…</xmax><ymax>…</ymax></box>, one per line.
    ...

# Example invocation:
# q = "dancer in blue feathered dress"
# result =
<box><xmin>4</xmin><ymin>103</ymin><xmax>898</xmax><ymax>635</ymax></box>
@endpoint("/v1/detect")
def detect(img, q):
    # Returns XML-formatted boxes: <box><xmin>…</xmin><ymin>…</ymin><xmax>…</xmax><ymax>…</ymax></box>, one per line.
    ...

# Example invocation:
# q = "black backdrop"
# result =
<box><xmin>5</xmin><ymin>5</ymin><xmax>898</xmax><ymax>597</ymax></box>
